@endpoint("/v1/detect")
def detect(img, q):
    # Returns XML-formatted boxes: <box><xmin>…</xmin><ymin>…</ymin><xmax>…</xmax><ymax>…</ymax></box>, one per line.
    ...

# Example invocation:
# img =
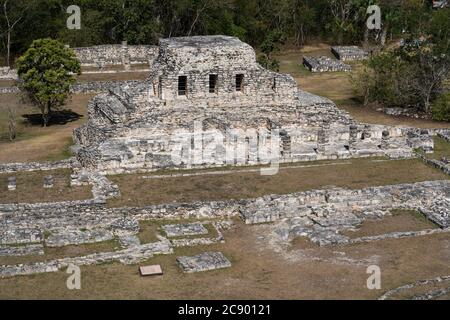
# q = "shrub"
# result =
<box><xmin>432</xmin><ymin>93</ymin><xmax>450</xmax><ymax>122</ymax></box>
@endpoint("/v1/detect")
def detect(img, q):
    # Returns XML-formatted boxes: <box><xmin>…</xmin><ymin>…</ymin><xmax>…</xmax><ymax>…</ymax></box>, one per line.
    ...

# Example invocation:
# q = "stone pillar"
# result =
<box><xmin>123</xmin><ymin>54</ymin><xmax>131</xmax><ymax>71</ymax></box>
<box><xmin>121</xmin><ymin>41</ymin><xmax>130</xmax><ymax>70</ymax></box>
<box><xmin>97</xmin><ymin>58</ymin><xmax>106</xmax><ymax>70</ymax></box>
<box><xmin>317</xmin><ymin>120</ymin><xmax>330</xmax><ymax>153</ymax></box>
<box><xmin>381</xmin><ymin>130</ymin><xmax>390</xmax><ymax>149</ymax></box>
<box><xmin>349</xmin><ymin>125</ymin><xmax>358</xmax><ymax>150</ymax></box>
<box><xmin>44</xmin><ymin>175</ymin><xmax>54</xmax><ymax>189</ymax></box>
<box><xmin>7</xmin><ymin>177</ymin><xmax>16</xmax><ymax>191</ymax></box>
<box><xmin>361</xmin><ymin>125</ymin><xmax>372</xmax><ymax>140</ymax></box>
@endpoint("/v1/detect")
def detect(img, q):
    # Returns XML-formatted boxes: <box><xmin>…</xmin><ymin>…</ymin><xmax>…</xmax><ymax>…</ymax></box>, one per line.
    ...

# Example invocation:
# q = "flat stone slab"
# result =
<box><xmin>139</xmin><ymin>264</ymin><xmax>163</xmax><ymax>276</ymax></box>
<box><xmin>119</xmin><ymin>235</ymin><xmax>141</xmax><ymax>248</ymax></box>
<box><xmin>162</xmin><ymin>223</ymin><xmax>209</xmax><ymax>238</ymax></box>
<box><xmin>303</xmin><ymin>56</ymin><xmax>351</xmax><ymax>73</ymax></box>
<box><xmin>331</xmin><ymin>46</ymin><xmax>368</xmax><ymax>61</ymax></box>
<box><xmin>177</xmin><ymin>251</ymin><xmax>231</xmax><ymax>273</ymax></box>
<box><xmin>7</xmin><ymin>177</ymin><xmax>16</xmax><ymax>191</ymax></box>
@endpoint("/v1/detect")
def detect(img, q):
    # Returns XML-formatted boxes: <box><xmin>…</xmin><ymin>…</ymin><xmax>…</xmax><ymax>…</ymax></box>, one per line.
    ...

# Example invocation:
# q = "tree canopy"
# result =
<box><xmin>0</xmin><ymin>0</ymin><xmax>443</xmax><ymax>63</ymax></box>
<box><xmin>16</xmin><ymin>38</ymin><xmax>81</xmax><ymax>126</ymax></box>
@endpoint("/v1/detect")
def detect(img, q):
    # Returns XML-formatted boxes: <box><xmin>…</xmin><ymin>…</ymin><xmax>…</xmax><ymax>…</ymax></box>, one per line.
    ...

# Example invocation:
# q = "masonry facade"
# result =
<box><xmin>73</xmin><ymin>35</ymin><xmax>433</xmax><ymax>174</ymax></box>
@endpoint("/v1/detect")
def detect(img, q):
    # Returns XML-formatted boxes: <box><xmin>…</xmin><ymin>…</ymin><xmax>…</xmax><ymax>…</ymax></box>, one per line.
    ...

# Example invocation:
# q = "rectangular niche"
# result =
<box><xmin>209</xmin><ymin>74</ymin><xmax>218</xmax><ymax>94</ymax></box>
<box><xmin>178</xmin><ymin>75</ymin><xmax>187</xmax><ymax>96</ymax></box>
<box><xmin>235</xmin><ymin>74</ymin><xmax>244</xmax><ymax>92</ymax></box>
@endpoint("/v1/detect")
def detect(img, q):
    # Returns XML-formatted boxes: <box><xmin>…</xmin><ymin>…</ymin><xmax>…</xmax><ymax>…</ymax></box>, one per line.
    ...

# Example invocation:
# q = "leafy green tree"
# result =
<box><xmin>16</xmin><ymin>38</ymin><xmax>81</xmax><ymax>127</ymax></box>
<box><xmin>432</xmin><ymin>93</ymin><xmax>450</xmax><ymax>121</ymax></box>
<box><xmin>257</xmin><ymin>30</ymin><xmax>284</xmax><ymax>71</ymax></box>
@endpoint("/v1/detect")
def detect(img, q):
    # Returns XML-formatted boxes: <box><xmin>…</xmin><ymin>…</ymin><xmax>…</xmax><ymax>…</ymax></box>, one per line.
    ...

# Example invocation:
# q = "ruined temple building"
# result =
<box><xmin>73</xmin><ymin>35</ymin><xmax>433</xmax><ymax>174</ymax></box>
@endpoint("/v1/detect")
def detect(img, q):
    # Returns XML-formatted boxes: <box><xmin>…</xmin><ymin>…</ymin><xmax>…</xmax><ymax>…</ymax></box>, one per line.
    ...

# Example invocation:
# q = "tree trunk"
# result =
<box><xmin>300</xmin><ymin>24</ymin><xmax>305</xmax><ymax>47</ymax></box>
<box><xmin>363</xmin><ymin>28</ymin><xmax>369</xmax><ymax>50</ymax></box>
<box><xmin>42</xmin><ymin>103</ymin><xmax>51</xmax><ymax>127</ymax></box>
<box><xmin>6</xmin><ymin>29</ymin><xmax>10</xmax><ymax>67</ymax></box>
<box><xmin>380</xmin><ymin>28</ymin><xmax>387</xmax><ymax>47</ymax></box>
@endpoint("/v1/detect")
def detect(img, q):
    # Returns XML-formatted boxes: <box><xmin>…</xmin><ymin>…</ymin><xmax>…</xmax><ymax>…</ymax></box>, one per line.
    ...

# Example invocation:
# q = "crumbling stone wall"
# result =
<box><xmin>303</xmin><ymin>56</ymin><xmax>351</xmax><ymax>73</ymax></box>
<box><xmin>73</xmin><ymin>42</ymin><xmax>158</xmax><ymax>67</ymax></box>
<box><xmin>0</xmin><ymin>158</ymin><xmax>77</xmax><ymax>174</ymax></box>
<box><xmin>0</xmin><ymin>67</ymin><xmax>18</xmax><ymax>80</ymax></box>
<box><xmin>72</xmin><ymin>36</ymin><xmax>434</xmax><ymax>174</ymax></box>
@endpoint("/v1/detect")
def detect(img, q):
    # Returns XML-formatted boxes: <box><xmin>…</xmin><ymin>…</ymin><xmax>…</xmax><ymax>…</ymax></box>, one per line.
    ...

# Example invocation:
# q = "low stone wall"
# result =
<box><xmin>71</xmin><ymin>80</ymin><xmax>144</xmax><ymax>94</ymax></box>
<box><xmin>0</xmin><ymin>80</ymin><xmax>144</xmax><ymax>96</ymax></box>
<box><xmin>0</xmin><ymin>239</ymin><xmax>172</xmax><ymax>278</ymax></box>
<box><xmin>73</xmin><ymin>43</ymin><xmax>158</xmax><ymax>67</ymax></box>
<box><xmin>421</xmin><ymin>156</ymin><xmax>450</xmax><ymax>175</ymax></box>
<box><xmin>383</xmin><ymin>107</ymin><xmax>429</xmax><ymax>119</ymax></box>
<box><xmin>303</xmin><ymin>56</ymin><xmax>351</xmax><ymax>73</ymax></box>
<box><xmin>437</xmin><ymin>130</ymin><xmax>450</xmax><ymax>142</ymax></box>
<box><xmin>240</xmin><ymin>180</ymin><xmax>450</xmax><ymax>228</ymax></box>
<box><xmin>0</xmin><ymin>67</ymin><xmax>18</xmax><ymax>80</ymax></box>
<box><xmin>0</xmin><ymin>158</ymin><xmax>77</xmax><ymax>174</ymax></box>
<box><xmin>331</xmin><ymin>46</ymin><xmax>368</xmax><ymax>61</ymax></box>
<box><xmin>0</xmin><ymin>86</ymin><xmax>20</xmax><ymax>94</ymax></box>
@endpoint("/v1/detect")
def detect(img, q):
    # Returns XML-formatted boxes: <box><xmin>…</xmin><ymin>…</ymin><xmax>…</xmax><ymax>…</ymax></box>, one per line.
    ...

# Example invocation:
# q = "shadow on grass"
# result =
<box><xmin>22</xmin><ymin>109</ymin><xmax>83</xmax><ymax>126</ymax></box>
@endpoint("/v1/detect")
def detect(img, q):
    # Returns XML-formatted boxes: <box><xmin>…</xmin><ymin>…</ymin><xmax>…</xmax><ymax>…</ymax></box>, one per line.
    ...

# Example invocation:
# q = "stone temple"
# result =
<box><xmin>73</xmin><ymin>35</ymin><xmax>432</xmax><ymax>174</ymax></box>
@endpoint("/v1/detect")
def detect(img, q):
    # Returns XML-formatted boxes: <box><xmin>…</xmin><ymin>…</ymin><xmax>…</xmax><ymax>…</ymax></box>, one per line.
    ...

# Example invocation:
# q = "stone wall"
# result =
<box><xmin>0</xmin><ymin>67</ymin><xmax>18</xmax><ymax>80</ymax></box>
<box><xmin>0</xmin><ymin>86</ymin><xmax>20</xmax><ymax>94</ymax></box>
<box><xmin>0</xmin><ymin>158</ymin><xmax>77</xmax><ymax>174</ymax></box>
<box><xmin>240</xmin><ymin>180</ymin><xmax>450</xmax><ymax>228</ymax></box>
<box><xmin>331</xmin><ymin>46</ymin><xmax>369</xmax><ymax>61</ymax></box>
<box><xmin>0</xmin><ymin>179</ymin><xmax>448</xmax><ymax>254</ymax></box>
<box><xmin>0</xmin><ymin>80</ymin><xmax>142</xmax><ymax>96</ymax></box>
<box><xmin>72</xmin><ymin>36</ymin><xmax>433</xmax><ymax>174</ymax></box>
<box><xmin>73</xmin><ymin>42</ymin><xmax>158</xmax><ymax>67</ymax></box>
<box><xmin>71</xmin><ymin>80</ymin><xmax>144</xmax><ymax>94</ymax></box>
<box><xmin>303</xmin><ymin>56</ymin><xmax>351</xmax><ymax>73</ymax></box>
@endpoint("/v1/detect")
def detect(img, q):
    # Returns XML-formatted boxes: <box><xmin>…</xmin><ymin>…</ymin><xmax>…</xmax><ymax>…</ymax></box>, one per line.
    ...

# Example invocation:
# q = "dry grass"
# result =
<box><xmin>0</xmin><ymin>220</ymin><xmax>448</xmax><ymax>299</ymax></box>
<box><xmin>343</xmin><ymin>210</ymin><xmax>438</xmax><ymax>239</ymax></box>
<box><xmin>0</xmin><ymin>93</ymin><xmax>95</xmax><ymax>163</ymax></box>
<box><xmin>0</xmin><ymin>240</ymin><xmax>120</xmax><ymax>266</ymax></box>
<box><xmin>0</xmin><ymin>169</ymin><xmax>92</xmax><ymax>204</ymax></box>
<box><xmin>427</xmin><ymin>136</ymin><xmax>450</xmax><ymax>160</ymax></box>
<box><xmin>138</xmin><ymin>221</ymin><xmax>161</xmax><ymax>244</ymax></box>
<box><xmin>0</xmin><ymin>80</ymin><xmax>15</xmax><ymax>87</ymax></box>
<box><xmin>108</xmin><ymin>158</ymin><xmax>448</xmax><ymax>207</ymax></box>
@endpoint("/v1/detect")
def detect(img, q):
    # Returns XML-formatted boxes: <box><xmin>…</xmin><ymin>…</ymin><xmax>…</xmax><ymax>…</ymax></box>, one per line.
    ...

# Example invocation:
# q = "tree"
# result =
<box><xmin>1</xmin><ymin>0</ymin><xmax>27</xmax><ymax>66</ymax></box>
<box><xmin>257</xmin><ymin>29</ymin><xmax>284</xmax><ymax>71</ymax></box>
<box><xmin>16</xmin><ymin>38</ymin><xmax>81</xmax><ymax>127</ymax></box>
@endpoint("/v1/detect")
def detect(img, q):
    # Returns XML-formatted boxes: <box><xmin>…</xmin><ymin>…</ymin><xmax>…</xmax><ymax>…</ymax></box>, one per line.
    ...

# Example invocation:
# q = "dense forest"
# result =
<box><xmin>0</xmin><ymin>0</ymin><xmax>442</xmax><ymax>65</ymax></box>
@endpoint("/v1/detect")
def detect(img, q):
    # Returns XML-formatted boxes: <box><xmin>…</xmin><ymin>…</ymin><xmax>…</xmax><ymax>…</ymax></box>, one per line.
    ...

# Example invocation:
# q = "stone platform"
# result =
<box><xmin>176</xmin><ymin>252</ymin><xmax>232</xmax><ymax>273</ymax></box>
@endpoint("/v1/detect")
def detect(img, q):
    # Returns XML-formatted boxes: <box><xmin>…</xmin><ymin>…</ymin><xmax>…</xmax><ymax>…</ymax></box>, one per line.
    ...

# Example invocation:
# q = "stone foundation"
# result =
<box><xmin>331</xmin><ymin>46</ymin><xmax>369</xmax><ymax>61</ymax></box>
<box><xmin>303</xmin><ymin>56</ymin><xmax>351</xmax><ymax>73</ymax></box>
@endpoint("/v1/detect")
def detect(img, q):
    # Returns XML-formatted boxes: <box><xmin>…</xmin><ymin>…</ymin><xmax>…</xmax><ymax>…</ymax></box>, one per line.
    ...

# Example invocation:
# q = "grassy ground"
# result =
<box><xmin>108</xmin><ymin>158</ymin><xmax>448</xmax><ymax>207</ymax></box>
<box><xmin>342</xmin><ymin>210</ymin><xmax>438</xmax><ymax>239</ymax></box>
<box><xmin>0</xmin><ymin>239</ymin><xmax>120</xmax><ymax>266</ymax></box>
<box><xmin>427</xmin><ymin>136</ymin><xmax>450</xmax><ymax>160</ymax></box>
<box><xmin>0</xmin><ymin>220</ymin><xmax>448</xmax><ymax>299</ymax></box>
<box><xmin>0</xmin><ymin>80</ymin><xmax>15</xmax><ymax>87</ymax></box>
<box><xmin>0</xmin><ymin>169</ymin><xmax>92</xmax><ymax>204</ymax></box>
<box><xmin>0</xmin><ymin>93</ymin><xmax>94</xmax><ymax>163</ymax></box>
